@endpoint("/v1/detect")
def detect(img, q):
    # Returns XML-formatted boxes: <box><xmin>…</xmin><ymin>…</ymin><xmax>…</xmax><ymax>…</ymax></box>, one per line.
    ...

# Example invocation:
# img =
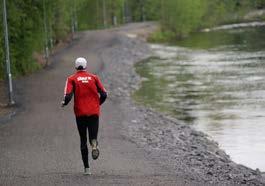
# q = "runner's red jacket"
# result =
<box><xmin>63</xmin><ymin>70</ymin><xmax>107</xmax><ymax>117</ymax></box>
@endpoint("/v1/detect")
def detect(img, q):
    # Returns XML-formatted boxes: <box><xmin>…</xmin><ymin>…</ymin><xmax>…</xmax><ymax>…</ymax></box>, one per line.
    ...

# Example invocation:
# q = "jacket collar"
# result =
<box><xmin>76</xmin><ymin>70</ymin><xmax>86</xmax><ymax>73</ymax></box>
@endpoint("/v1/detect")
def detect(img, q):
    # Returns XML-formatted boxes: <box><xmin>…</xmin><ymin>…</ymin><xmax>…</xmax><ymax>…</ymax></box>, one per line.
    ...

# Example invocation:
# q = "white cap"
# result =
<box><xmin>75</xmin><ymin>57</ymin><xmax>87</xmax><ymax>70</ymax></box>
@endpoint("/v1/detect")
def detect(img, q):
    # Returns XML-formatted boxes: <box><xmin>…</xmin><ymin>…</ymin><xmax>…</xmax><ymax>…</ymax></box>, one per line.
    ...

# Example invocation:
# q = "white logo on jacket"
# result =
<box><xmin>77</xmin><ymin>76</ymin><xmax>92</xmax><ymax>83</ymax></box>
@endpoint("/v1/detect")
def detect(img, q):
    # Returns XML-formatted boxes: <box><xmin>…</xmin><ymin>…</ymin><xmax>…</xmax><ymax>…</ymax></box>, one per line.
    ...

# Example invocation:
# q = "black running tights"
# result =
<box><xmin>76</xmin><ymin>115</ymin><xmax>99</xmax><ymax>168</ymax></box>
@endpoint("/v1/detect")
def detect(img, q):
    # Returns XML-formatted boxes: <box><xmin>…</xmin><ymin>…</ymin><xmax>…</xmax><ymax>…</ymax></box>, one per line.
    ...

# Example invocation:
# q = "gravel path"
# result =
<box><xmin>0</xmin><ymin>23</ymin><xmax>264</xmax><ymax>186</ymax></box>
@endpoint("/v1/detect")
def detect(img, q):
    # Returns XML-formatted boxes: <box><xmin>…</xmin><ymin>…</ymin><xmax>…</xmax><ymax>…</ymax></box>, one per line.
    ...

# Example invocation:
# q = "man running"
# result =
<box><xmin>61</xmin><ymin>57</ymin><xmax>107</xmax><ymax>175</ymax></box>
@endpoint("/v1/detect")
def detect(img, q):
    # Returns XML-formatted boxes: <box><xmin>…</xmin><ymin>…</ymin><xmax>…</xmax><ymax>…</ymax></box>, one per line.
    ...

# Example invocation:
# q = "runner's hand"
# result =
<box><xmin>61</xmin><ymin>101</ymin><xmax>65</xmax><ymax>107</ymax></box>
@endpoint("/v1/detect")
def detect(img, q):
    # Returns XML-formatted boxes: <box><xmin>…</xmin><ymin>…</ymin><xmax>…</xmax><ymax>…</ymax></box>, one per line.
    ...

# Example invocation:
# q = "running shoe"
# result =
<box><xmin>91</xmin><ymin>140</ymin><xmax>99</xmax><ymax>160</ymax></box>
<box><xmin>84</xmin><ymin>168</ymin><xmax>91</xmax><ymax>175</ymax></box>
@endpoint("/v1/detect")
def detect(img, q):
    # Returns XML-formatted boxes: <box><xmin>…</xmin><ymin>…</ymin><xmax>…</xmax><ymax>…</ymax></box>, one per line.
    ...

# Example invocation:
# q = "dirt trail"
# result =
<box><xmin>0</xmin><ymin>23</ymin><xmax>191</xmax><ymax>186</ymax></box>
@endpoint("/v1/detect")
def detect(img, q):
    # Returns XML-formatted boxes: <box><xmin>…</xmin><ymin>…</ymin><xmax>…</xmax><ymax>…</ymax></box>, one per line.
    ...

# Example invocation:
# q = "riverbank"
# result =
<box><xmin>149</xmin><ymin>9</ymin><xmax>265</xmax><ymax>43</ymax></box>
<box><xmin>103</xmin><ymin>23</ymin><xmax>265</xmax><ymax>185</ymax></box>
<box><xmin>138</xmin><ymin>26</ymin><xmax>265</xmax><ymax>171</ymax></box>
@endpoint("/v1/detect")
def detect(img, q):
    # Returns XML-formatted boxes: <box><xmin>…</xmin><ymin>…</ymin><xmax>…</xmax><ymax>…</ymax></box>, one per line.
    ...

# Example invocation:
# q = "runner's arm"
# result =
<box><xmin>99</xmin><ymin>89</ymin><xmax>107</xmax><ymax>105</ymax></box>
<box><xmin>62</xmin><ymin>78</ymin><xmax>74</xmax><ymax>106</ymax></box>
<box><xmin>95</xmin><ymin>76</ymin><xmax>107</xmax><ymax>105</ymax></box>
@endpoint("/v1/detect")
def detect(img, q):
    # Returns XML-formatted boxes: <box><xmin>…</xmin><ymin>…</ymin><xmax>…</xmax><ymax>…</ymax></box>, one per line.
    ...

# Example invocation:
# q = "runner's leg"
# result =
<box><xmin>76</xmin><ymin>116</ymin><xmax>89</xmax><ymax>168</ymax></box>
<box><xmin>87</xmin><ymin>115</ymin><xmax>99</xmax><ymax>160</ymax></box>
<box><xmin>87</xmin><ymin>115</ymin><xmax>99</xmax><ymax>145</ymax></box>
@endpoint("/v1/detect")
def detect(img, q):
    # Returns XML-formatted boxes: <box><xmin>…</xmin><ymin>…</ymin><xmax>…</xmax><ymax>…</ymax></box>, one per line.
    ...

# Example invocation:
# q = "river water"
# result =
<box><xmin>134</xmin><ymin>27</ymin><xmax>265</xmax><ymax>171</ymax></box>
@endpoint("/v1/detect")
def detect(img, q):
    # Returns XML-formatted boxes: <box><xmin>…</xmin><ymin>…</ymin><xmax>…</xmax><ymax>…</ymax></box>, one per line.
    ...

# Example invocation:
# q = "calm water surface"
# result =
<box><xmin>134</xmin><ymin>27</ymin><xmax>265</xmax><ymax>171</ymax></box>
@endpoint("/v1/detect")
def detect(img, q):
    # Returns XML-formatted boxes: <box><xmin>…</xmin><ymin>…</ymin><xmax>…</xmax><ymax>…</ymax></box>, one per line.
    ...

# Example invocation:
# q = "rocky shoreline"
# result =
<box><xmin>99</xmin><ymin>25</ymin><xmax>265</xmax><ymax>185</ymax></box>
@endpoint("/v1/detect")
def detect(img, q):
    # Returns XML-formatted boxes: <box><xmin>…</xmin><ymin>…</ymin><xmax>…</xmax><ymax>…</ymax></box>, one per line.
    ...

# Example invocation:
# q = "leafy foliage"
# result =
<box><xmin>0</xmin><ymin>0</ymin><xmax>127</xmax><ymax>79</ymax></box>
<box><xmin>150</xmin><ymin>0</ymin><xmax>264</xmax><ymax>40</ymax></box>
<box><xmin>0</xmin><ymin>0</ymin><xmax>263</xmax><ymax>79</ymax></box>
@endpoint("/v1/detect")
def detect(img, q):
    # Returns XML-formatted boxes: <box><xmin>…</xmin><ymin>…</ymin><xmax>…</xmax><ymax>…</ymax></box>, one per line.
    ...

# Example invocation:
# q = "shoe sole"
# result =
<box><xmin>84</xmin><ymin>173</ymin><xmax>91</xmax><ymax>175</ymax></box>
<box><xmin>92</xmin><ymin>148</ymin><xmax>99</xmax><ymax>160</ymax></box>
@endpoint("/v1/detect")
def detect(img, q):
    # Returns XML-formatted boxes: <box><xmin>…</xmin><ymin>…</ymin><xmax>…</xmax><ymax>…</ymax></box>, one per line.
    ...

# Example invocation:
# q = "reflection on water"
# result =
<box><xmin>134</xmin><ymin>27</ymin><xmax>265</xmax><ymax>171</ymax></box>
